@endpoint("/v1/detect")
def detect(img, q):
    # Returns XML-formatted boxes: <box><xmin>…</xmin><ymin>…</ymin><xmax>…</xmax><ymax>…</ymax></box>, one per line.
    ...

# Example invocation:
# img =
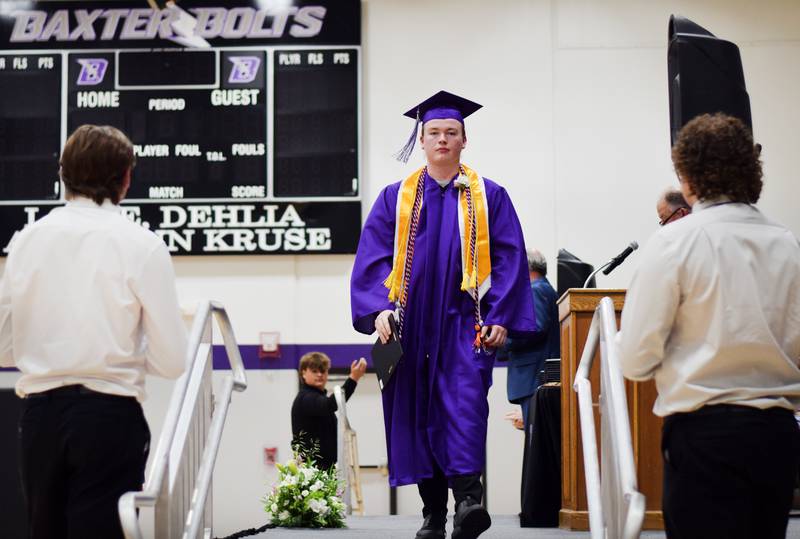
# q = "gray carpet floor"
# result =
<box><xmin>249</xmin><ymin>515</ymin><xmax>800</xmax><ymax>538</ymax></box>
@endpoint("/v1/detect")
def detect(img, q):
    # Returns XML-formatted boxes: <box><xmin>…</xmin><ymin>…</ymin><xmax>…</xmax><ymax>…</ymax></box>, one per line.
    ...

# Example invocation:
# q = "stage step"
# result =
<box><xmin>246</xmin><ymin>514</ymin><xmax>670</xmax><ymax>538</ymax></box>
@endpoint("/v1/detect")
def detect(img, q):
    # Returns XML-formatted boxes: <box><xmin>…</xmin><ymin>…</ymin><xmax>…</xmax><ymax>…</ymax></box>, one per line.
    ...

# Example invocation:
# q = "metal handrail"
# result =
<box><xmin>573</xmin><ymin>297</ymin><xmax>645</xmax><ymax>539</ymax></box>
<box><xmin>334</xmin><ymin>385</ymin><xmax>352</xmax><ymax>513</ymax></box>
<box><xmin>334</xmin><ymin>384</ymin><xmax>364</xmax><ymax>515</ymax></box>
<box><xmin>119</xmin><ymin>300</ymin><xmax>247</xmax><ymax>539</ymax></box>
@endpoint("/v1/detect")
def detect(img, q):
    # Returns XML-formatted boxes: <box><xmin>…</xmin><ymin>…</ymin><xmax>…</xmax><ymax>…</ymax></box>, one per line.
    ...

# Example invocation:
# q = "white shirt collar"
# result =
<box><xmin>617</xmin><ymin>197</ymin><xmax>800</xmax><ymax>415</ymax></box>
<box><xmin>692</xmin><ymin>195</ymin><xmax>733</xmax><ymax>212</ymax></box>
<box><xmin>66</xmin><ymin>196</ymin><xmax>121</xmax><ymax>213</ymax></box>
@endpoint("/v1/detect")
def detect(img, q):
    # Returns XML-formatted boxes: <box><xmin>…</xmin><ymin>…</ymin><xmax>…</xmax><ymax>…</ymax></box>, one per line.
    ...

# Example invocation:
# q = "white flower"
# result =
<box><xmin>309</xmin><ymin>480</ymin><xmax>324</xmax><ymax>492</ymax></box>
<box><xmin>278</xmin><ymin>510</ymin><xmax>290</xmax><ymax>521</ymax></box>
<box><xmin>301</xmin><ymin>468</ymin><xmax>315</xmax><ymax>481</ymax></box>
<box><xmin>281</xmin><ymin>474</ymin><xmax>298</xmax><ymax>487</ymax></box>
<box><xmin>308</xmin><ymin>498</ymin><xmax>325</xmax><ymax>514</ymax></box>
<box><xmin>302</xmin><ymin>489</ymin><xmax>309</xmax><ymax>497</ymax></box>
<box><xmin>455</xmin><ymin>175</ymin><xmax>470</xmax><ymax>190</ymax></box>
<box><xmin>271</xmin><ymin>503</ymin><xmax>278</xmax><ymax>513</ymax></box>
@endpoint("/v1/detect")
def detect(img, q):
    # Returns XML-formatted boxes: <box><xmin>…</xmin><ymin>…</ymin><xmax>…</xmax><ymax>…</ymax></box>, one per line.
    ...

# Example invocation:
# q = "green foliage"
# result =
<box><xmin>262</xmin><ymin>443</ymin><xmax>346</xmax><ymax>528</ymax></box>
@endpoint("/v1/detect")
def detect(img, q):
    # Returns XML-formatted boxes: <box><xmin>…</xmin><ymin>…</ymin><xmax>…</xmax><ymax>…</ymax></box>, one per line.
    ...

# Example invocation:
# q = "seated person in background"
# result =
<box><xmin>656</xmin><ymin>187</ymin><xmax>691</xmax><ymax>226</ymax></box>
<box><xmin>498</xmin><ymin>248</ymin><xmax>561</xmax><ymax>427</ymax></box>
<box><xmin>291</xmin><ymin>352</ymin><xmax>367</xmax><ymax>470</ymax></box>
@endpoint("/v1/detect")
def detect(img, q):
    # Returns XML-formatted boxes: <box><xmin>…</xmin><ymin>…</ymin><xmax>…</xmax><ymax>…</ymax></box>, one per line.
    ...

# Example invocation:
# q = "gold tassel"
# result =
<box><xmin>469</xmin><ymin>269</ymin><xmax>478</xmax><ymax>289</ymax></box>
<box><xmin>383</xmin><ymin>267</ymin><xmax>396</xmax><ymax>290</ymax></box>
<box><xmin>460</xmin><ymin>271</ymin><xmax>469</xmax><ymax>291</ymax></box>
<box><xmin>383</xmin><ymin>268</ymin><xmax>401</xmax><ymax>302</ymax></box>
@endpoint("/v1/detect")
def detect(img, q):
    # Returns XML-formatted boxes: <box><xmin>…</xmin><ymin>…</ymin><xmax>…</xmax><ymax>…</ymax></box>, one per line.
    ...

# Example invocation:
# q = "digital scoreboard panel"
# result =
<box><xmin>0</xmin><ymin>0</ymin><xmax>361</xmax><ymax>255</ymax></box>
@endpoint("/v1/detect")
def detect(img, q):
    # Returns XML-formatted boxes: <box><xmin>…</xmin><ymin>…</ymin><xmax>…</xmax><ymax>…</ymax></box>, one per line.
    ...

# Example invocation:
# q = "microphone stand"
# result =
<box><xmin>582</xmin><ymin>260</ymin><xmax>613</xmax><ymax>288</ymax></box>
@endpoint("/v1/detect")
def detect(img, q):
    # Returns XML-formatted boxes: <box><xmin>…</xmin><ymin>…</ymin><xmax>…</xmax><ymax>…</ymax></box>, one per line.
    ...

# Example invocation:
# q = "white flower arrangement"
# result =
<box><xmin>262</xmin><ymin>449</ymin><xmax>346</xmax><ymax>528</ymax></box>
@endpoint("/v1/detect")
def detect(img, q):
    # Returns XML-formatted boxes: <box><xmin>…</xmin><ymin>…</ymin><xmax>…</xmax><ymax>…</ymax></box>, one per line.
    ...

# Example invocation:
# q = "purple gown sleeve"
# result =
<box><xmin>350</xmin><ymin>184</ymin><xmax>399</xmax><ymax>335</ymax></box>
<box><xmin>481</xmin><ymin>183</ymin><xmax>536</xmax><ymax>338</ymax></box>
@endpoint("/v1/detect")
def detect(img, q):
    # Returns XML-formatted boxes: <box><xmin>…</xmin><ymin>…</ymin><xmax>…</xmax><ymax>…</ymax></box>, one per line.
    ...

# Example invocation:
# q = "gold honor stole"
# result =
<box><xmin>383</xmin><ymin>164</ymin><xmax>491</xmax><ymax>305</ymax></box>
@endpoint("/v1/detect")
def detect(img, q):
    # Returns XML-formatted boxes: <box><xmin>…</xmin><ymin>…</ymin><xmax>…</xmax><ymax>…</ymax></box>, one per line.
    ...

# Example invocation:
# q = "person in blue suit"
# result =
<box><xmin>500</xmin><ymin>249</ymin><xmax>561</xmax><ymax>426</ymax></box>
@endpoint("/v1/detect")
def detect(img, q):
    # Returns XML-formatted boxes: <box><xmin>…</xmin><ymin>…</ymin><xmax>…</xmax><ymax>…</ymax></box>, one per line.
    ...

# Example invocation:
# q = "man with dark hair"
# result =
<box><xmin>656</xmin><ymin>188</ymin><xmax>691</xmax><ymax>226</ymax></box>
<box><xmin>500</xmin><ymin>248</ymin><xmax>560</xmax><ymax>427</ymax></box>
<box><xmin>0</xmin><ymin>124</ymin><xmax>188</xmax><ymax>538</ymax></box>
<box><xmin>291</xmin><ymin>352</ymin><xmax>367</xmax><ymax>470</ymax></box>
<box><xmin>59</xmin><ymin>124</ymin><xmax>136</xmax><ymax>205</ymax></box>
<box><xmin>618</xmin><ymin>113</ymin><xmax>800</xmax><ymax>539</ymax></box>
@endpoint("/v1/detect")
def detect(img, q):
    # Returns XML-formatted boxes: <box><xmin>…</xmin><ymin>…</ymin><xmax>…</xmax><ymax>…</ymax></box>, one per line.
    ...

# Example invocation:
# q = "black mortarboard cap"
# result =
<box><xmin>395</xmin><ymin>90</ymin><xmax>482</xmax><ymax>163</ymax></box>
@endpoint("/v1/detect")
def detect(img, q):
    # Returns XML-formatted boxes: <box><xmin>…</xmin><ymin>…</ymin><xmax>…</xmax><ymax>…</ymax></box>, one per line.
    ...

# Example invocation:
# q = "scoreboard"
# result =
<box><xmin>0</xmin><ymin>0</ymin><xmax>361</xmax><ymax>255</ymax></box>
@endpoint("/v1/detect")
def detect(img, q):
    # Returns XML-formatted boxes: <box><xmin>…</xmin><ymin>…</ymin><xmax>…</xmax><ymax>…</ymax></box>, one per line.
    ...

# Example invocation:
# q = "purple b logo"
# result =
<box><xmin>76</xmin><ymin>59</ymin><xmax>108</xmax><ymax>86</ymax></box>
<box><xmin>228</xmin><ymin>56</ymin><xmax>260</xmax><ymax>84</ymax></box>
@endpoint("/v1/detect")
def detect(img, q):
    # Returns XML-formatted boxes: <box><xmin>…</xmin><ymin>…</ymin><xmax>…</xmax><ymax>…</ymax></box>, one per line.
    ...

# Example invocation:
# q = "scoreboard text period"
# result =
<box><xmin>0</xmin><ymin>0</ymin><xmax>361</xmax><ymax>255</ymax></box>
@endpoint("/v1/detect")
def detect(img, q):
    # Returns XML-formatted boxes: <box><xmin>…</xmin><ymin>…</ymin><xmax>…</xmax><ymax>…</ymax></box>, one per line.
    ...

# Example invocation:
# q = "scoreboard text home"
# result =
<box><xmin>0</xmin><ymin>0</ymin><xmax>362</xmax><ymax>255</ymax></box>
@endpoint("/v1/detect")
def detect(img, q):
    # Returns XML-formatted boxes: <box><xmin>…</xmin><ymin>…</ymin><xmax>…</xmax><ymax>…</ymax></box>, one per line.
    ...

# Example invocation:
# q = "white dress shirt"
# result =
<box><xmin>617</xmin><ymin>198</ymin><xmax>800</xmax><ymax>416</ymax></box>
<box><xmin>0</xmin><ymin>197</ymin><xmax>187</xmax><ymax>401</ymax></box>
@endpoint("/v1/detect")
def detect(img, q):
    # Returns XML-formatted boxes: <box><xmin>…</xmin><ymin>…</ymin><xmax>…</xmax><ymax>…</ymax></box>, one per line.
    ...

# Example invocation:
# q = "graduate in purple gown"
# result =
<box><xmin>350</xmin><ymin>91</ymin><xmax>535</xmax><ymax>539</ymax></box>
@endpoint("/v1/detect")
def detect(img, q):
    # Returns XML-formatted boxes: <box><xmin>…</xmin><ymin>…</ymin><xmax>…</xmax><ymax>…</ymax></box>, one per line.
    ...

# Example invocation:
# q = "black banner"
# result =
<box><xmin>0</xmin><ymin>0</ymin><xmax>361</xmax><ymax>49</ymax></box>
<box><xmin>0</xmin><ymin>201</ymin><xmax>361</xmax><ymax>255</ymax></box>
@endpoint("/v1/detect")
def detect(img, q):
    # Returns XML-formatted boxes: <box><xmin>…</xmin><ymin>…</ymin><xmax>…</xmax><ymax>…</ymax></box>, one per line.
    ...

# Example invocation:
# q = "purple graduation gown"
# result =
<box><xmin>350</xmin><ymin>172</ymin><xmax>535</xmax><ymax>486</ymax></box>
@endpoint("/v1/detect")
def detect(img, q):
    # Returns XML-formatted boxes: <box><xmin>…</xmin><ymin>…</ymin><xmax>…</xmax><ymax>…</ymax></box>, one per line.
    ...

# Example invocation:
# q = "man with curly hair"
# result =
<box><xmin>617</xmin><ymin>113</ymin><xmax>800</xmax><ymax>539</ymax></box>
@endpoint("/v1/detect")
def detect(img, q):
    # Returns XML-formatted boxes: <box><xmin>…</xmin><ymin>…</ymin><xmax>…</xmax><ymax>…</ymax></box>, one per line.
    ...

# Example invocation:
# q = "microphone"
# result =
<box><xmin>581</xmin><ymin>241</ymin><xmax>639</xmax><ymax>287</ymax></box>
<box><xmin>602</xmin><ymin>241</ymin><xmax>639</xmax><ymax>275</ymax></box>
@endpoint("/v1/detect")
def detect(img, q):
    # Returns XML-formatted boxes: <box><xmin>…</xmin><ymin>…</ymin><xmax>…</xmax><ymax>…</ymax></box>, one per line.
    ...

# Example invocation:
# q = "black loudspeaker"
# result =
<box><xmin>556</xmin><ymin>248</ymin><xmax>595</xmax><ymax>299</ymax></box>
<box><xmin>668</xmin><ymin>15</ymin><xmax>752</xmax><ymax>145</ymax></box>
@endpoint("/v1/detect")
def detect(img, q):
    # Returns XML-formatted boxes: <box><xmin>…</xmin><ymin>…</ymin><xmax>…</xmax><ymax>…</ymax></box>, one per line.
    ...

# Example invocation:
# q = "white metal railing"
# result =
<box><xmin>119</xmin><ymin>300</ymin><xmax>247</xmax><ymax>539</ymax></box>
<box><xmin>334</xmin><ymin>385</ymin><xmax>363</xmax><ymax>515</ymax></box>
<box><xmin>573</xmin><ymin>297</ymin><xmax>645</xmax><ymax>539</ymax></box>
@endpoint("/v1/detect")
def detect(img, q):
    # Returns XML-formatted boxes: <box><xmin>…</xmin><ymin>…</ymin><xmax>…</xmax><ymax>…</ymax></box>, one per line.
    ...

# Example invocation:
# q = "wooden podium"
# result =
<box><xmin>557</xmin><ymin>289</ymin><xmax>664</xmax><ymax>530</ymax></box>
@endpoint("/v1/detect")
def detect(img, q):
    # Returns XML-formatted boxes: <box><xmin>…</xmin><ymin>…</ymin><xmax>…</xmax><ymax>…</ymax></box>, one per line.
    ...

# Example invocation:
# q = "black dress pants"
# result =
<box><xmin>520</xmin><ymin>385</ymin><xmax>560</xmax><ymax>527</ymax></box>
<box><xmin>662</xmin><ymin>404</ymin><xmax>800</xmax><ymax>539</ymax></box>
<box><xmin>18</xmin><ymin>386</ymin><xmax>150</xmax><ymax>539</ymax></box>
<box><xmin>417</xmin><ymin>461</ymin><xmax>483</xmax><ymax>518</ymax></box>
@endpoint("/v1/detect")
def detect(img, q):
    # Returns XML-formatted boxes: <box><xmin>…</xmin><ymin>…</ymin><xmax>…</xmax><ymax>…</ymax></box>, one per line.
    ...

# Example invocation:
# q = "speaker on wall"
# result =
<box><xmin>668</xmin><ymin>15</ymin><xmax>752</xmax><ymax>145</ymax></box>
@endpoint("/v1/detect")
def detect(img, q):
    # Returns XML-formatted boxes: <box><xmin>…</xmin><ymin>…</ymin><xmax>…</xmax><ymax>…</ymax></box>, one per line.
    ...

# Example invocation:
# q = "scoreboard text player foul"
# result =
<box><xmin>0</xmin><ymin>0</ymin><xmax>361</xmax><ymax>255</ymax></box>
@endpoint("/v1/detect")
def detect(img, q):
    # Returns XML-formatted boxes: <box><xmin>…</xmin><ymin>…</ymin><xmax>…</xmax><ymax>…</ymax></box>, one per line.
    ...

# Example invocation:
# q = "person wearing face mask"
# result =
<box><xmin>290</xmin><ymin>352</ymin><xmax>367</xmax><ymax>470</ymax></box>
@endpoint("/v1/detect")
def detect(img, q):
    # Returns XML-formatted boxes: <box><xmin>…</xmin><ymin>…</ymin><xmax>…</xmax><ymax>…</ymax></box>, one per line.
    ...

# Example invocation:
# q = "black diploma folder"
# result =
<box><xmin>371</xmin><ymin>314</ymin><xmax>402</xmax><ymax>391</ymax></box>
